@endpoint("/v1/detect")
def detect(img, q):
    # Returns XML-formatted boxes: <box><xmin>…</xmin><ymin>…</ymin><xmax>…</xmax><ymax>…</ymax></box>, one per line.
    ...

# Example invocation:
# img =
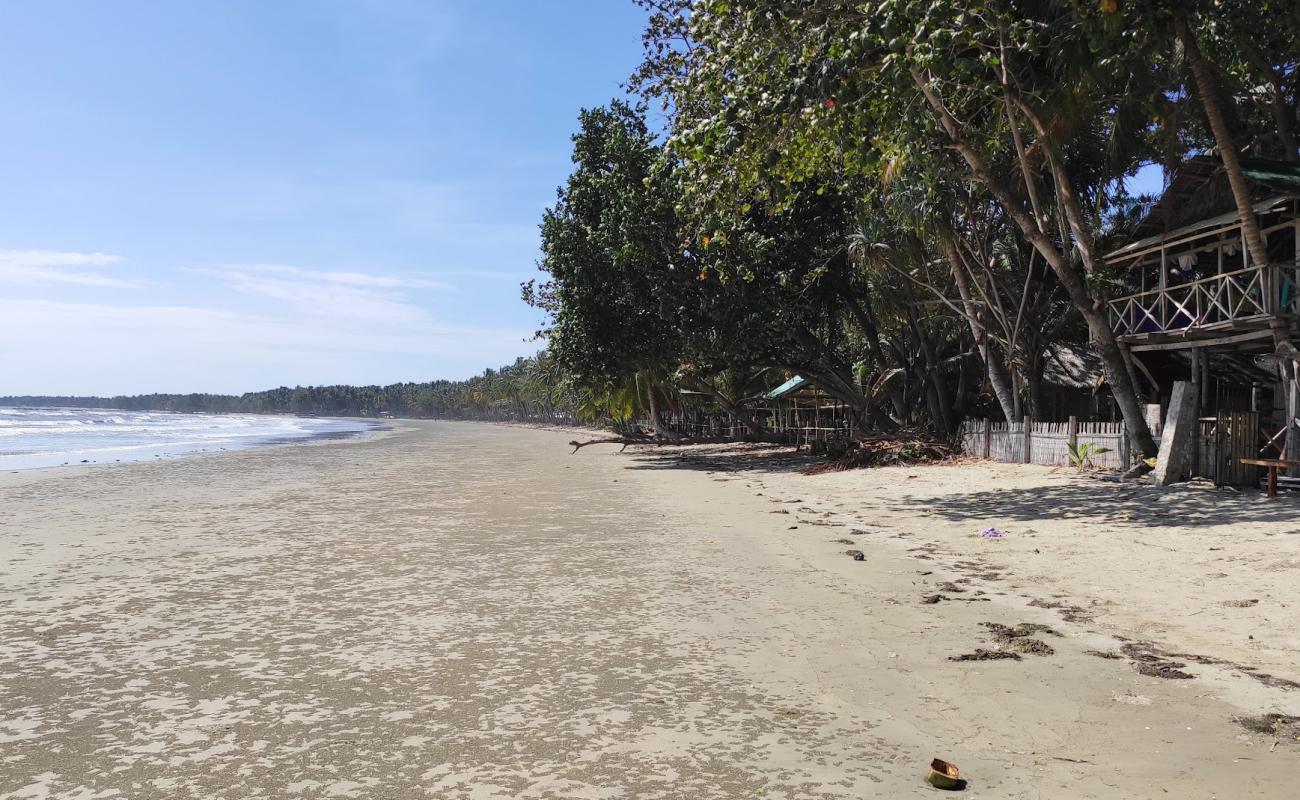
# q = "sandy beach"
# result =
<box><xmin>2</xmin><ymin>421</ymin><xmax>1298</xmax><ymax>798</ymax></box>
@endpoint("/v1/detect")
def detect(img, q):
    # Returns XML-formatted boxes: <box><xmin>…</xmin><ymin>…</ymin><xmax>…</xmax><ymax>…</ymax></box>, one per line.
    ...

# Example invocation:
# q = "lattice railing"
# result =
<box><xmin>1108</xmin><ymin>264</ymin><xmax>1287</xmax><ymax>337</ymax></box>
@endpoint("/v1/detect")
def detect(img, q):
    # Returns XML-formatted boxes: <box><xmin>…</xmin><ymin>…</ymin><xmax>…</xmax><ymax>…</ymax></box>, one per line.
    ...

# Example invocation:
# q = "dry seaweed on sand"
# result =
<box><xmin>1237</xmin><ymin>714</ymin><xmax>1300</xmax><ymax>739</ymax></box>
<box><xmin>981</xmin><ymin>622</ymin><xmax>1059</xmax><ymax>656</ymax></box>
<box><xmin>1122</xmin><ymin>642</ymin><xmax>1195</xmax><ymax>679</ymax></box>
<box><xmin>1131</xmin><ymin>661</ymin><xmax>1194</xmax><ymax>679</ymax></box>
<box><xmin>1028</xmin><ymin>597</ymin><xmax>1095</xmax><ymax>623</ymax></box>
<box><xmin>1085</xmin><ymin>650</ymin><xmax>1123</xmax><ymax>660</ymax></box>
<box><xmin>801</xmin><ymin>433</ymin><xmax>953</xmax><ymax>474</ymax></box>
<box><xmin>950</xmin><ymin>648</ymin><xmax>1022</xmax><ymax>662</ymax></box>
<box><xmin>982</xmin><ymin>622</ymin><xmax>1060</xmax><ymax>638</ymax></box>
<box><xmin>1008</xmin><ymin>637</ymin><xmax>1055</xmax><ymax>655</ymax></box>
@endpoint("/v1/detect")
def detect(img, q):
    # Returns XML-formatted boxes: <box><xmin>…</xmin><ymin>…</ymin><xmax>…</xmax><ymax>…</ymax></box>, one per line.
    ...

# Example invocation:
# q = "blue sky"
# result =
<box><xmin>0</xmin><ymin>1</ymin><xmax>649</xmax><ymax>395</ymax></box>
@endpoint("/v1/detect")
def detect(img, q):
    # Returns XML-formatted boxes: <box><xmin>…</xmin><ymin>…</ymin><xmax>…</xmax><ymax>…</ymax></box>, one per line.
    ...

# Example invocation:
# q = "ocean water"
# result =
<box><xmin>0</xmin><ymin>407</ymin><xmax>382</xmax><ymax>470</ymax></box>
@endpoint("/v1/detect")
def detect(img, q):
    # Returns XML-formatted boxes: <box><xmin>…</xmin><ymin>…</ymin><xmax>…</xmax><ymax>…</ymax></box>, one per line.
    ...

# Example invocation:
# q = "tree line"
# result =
<box><xmin>0</xmin><ymin>354</ymin><xmax>580</xmax><ymax>423</ymax></box>
<box><xmin>7</xmin><ymin>1</ymin><xmax>1297</xmax><ymax>454</ymax></box>
<box><xmin>523</xmin><ymin>0</ymin><xmax>1298</xmax><ymax>456</ymax></box>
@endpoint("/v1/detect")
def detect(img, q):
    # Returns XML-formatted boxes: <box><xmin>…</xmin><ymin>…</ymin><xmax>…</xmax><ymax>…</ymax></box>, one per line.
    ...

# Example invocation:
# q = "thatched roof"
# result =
<box><xmin>1042</xmin><ymin>345</ymin><xmax>1103</xmax><ymax>390</ymax></box>
<box><xmin>1127</xmin><ymin>156</ymin><xmax>1299</xmax><ymax>242</ymax></box>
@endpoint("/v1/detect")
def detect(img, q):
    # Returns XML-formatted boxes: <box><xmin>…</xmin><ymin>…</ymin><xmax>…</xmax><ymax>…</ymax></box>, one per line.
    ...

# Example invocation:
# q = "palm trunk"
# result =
<box><xmin>910</xmin><ymin>68</ymin><xmax>1157</xmax><ymax>459</ymax></box>
<box><xmin>645</xmin><ymin>380</ymin><xmax>674</xmax><ymax>439</ymax></box>
<box><xmin>1177</xmin><ymin>15</ymin><xmax>1270</xmax><ymax>267</ymax></box>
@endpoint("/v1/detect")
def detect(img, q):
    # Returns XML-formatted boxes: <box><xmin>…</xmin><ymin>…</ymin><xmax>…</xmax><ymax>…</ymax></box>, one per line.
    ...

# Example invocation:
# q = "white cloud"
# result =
<box><xmin>225</xmin><ymin>263</ymin><xmax>452</xmax><ymax>290</ymax></box>
<box><xmin>0</xmin><ymin>248</ymin><xmax>134</xmax><ymax>288</ymax></box>
<box><xmin>0</xmin><ymin>298</ymin><xmax>533</xmax><ymax>395</ymax></box>
<box><xmin>186</xmin><ymin>263</ymin><xmax>453</xmax><ymax>324</ymax></box>
<box><xmin>0</xmin><ymin>250</ymin><xmax>537</xmax><ymax>394</ymax></box>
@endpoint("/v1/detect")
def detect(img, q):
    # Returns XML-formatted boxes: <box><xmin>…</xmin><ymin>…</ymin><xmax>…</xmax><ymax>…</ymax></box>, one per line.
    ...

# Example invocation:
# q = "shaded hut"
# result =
<box><xmin>1104</xmin><ymin>157</ymin><xmax>1300</xmax><ymax>483</ymax></box>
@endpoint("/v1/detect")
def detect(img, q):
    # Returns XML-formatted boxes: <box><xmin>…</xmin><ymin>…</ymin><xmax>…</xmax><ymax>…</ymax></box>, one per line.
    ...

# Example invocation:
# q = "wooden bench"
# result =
<box><xmin>1240</xmin><ymin>458</ymin><xmax>1300</xmax><ymax>497</ymax></box>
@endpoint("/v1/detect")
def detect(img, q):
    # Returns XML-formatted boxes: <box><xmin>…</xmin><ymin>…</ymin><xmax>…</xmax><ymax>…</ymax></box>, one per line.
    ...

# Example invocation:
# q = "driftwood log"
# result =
<box><xmin>567</xmin><ymin>434</ymin><xmax>785</xmax><ymax>453</ymax></box>
<box><xmin>568</xmin><ymin>435</ymin><xmax>653</xmax><ymax>453</ymax></box>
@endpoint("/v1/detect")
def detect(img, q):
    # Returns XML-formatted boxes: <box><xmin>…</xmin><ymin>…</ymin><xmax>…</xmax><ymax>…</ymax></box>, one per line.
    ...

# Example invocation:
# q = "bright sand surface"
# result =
<box><xmin>2</xmin><ymin>421</ymin><xmax>1299</xmax><ymax>798</ymax></box>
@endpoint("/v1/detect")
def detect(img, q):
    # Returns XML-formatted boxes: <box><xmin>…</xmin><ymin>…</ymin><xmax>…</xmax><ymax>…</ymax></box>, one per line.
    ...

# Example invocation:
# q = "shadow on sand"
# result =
<box><xmin>617</xmin><ymin>442</ymin><xmax>817</xmax><ymax>475</ymax></box>
<box><xmin>609</xmin><ymin>442</ymin><xmax>1300</xmax><ymax>530</ymax></box>
<box><xmin>893</xmin><ymin>478</ymin><xmax>1300</xmax><ymax>530</ymax></box>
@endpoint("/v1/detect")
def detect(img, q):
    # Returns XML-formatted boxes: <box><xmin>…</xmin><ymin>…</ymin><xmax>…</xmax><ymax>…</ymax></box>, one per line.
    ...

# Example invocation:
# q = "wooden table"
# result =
<box><xmin>1240</xmin><ymin>458</ymin><xmax>1300</xmax><ymax>497</ymax></box>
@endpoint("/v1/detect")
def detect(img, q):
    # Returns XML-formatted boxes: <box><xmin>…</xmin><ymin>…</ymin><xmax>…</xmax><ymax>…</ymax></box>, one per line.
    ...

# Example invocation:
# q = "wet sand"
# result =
<box><xmin>1</xmin><ymin>422</ymin><xmax>1296</xmax><ymax>798</ymax></box>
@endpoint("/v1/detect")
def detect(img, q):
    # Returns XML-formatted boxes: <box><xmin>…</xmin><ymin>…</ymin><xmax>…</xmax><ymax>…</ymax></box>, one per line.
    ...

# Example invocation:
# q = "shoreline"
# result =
<box><xmin>3</xmin><ymin>421</ymin><xmax>1297</xmax><ymax>797</ymax></box>
<box><xmin>0</xmin><ymin>413</ymin><xmax>394</xmax><ymax>477</ymax></box>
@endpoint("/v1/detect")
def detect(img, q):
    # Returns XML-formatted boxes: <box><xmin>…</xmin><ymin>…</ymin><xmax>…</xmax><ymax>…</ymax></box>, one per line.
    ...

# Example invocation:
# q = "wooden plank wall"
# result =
<box><xmin>957</xmin><ymin>416</ymin><xmax>1275</xmax><ymax>485</ymax></box>
<box><xmin>959</xmin><ymin>419</ymin><xmax>1132</xmax><ymax>471</ymax></box>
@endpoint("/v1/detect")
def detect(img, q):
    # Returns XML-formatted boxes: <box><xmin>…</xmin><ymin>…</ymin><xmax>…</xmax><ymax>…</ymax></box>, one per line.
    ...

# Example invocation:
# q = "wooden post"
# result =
<box><xmin>1120</xmin><ymin>421</ymin><xmax>1131</xmax><ymax>471</ymax></box>
<box><xmin>1287</xmin><ymin>373</ymin><xmax>1300</xmax><ymax>478</ymax></box>
<box><xmin>983</xmin><ymin>418</ymin><xmax>992</xmax><ymax>459</ymax></box>
<box><xmin>1119</xmin><ymin>342</ymin><xmax>1143</xmax><ymax>403</ymax></box>
<box><xmin>1067</xmin><ymin>416</ymin><xmax>1078</xmax><ymax>454</ymax></box>
<box><xmin>1200</xmin><ymin>349</ymin><xmax>1210</xmax><ymax>410</ymax></box>
<box><xmin>1154</xmin><ymin>381</ymin><xmax>1197</xmax><ymax>485</ymax></box>
<box><xmin>1023</xmin><ymin>415</ymin><xmax>1032</xmax><ymax>464</ymax></box>
<box><xmin>1164</xmin><ymin>247</ymin><xmax>1175</xmax><ymax>329</ymax></box>
<box><xmin>1190</xmin><ymin>348</ymin><xmax>1201</xmax><ymax>477</ymax></box>
<box><xmin>1293</xmin><ymin>215</ymin><xmax>1299</xmax><ymax>315</ymax></box>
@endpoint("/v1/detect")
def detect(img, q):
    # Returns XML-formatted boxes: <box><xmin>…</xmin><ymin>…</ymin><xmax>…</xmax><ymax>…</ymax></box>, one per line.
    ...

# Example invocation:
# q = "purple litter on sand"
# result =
<box><xmin>980</xmin><ymin>527</ymin><xmax>1007</xmax><ymax>538</ymax></box>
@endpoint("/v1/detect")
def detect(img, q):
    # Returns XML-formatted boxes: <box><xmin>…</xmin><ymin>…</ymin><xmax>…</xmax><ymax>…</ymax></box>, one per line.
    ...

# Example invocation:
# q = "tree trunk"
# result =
<box><xmin>788</xmin><ymin>325</ymin><xmax>880</xmax><ymax>430</ymax></box>
<box><xmin>682</xmin><ymin>376</ymin><xmax>768</xmax><ymax>437</ymax></box>
<box><xmin>796</xmin><ymin>363</ymin><xmax>891</xmax><ymax>434</ymax></box>
<box><xmin>1264</xmin><ymin>72</ymin><xmax>1299</xmax><ymax>162</ymax></box>
<box><xmin>645</xmin><ymin>380</ymin><xmax>683</xmax><ymax>440</ymax></box>
<box><xmin>909</xmin><ymin>318</ymin><xmax>953</xmax><ymax>436</ymax></box>
<box><xmin>1025</xmin><ymin>353</ymin><xmax>1046</xmax><ymax>422</ymax></box>
<box><xmin>910</xmin><ymin>68</ymin><xmax>1158</xmax><ymax>459</ymax></box>
<box><xmin>1177</xmin><ymin>15</ymin><xmax>1270</xmax><ymax>268</ymax></box>
<box><xmin>1238</xmin><ymin>37</ymin><xmax>1299</xmax><ymax>161</ymax></box>
<box><xmin>942</xmin><ymin>238</ymin><xmax>1017</xmax><ymax>421</ymax></box>
<box><xmin>844</xmin><ymin>295</ymin><xmax>907</xmax><ymax>422</ymax></box>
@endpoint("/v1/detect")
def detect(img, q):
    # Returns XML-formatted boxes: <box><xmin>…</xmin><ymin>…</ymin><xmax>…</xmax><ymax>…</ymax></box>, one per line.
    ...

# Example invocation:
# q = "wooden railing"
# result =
<box><xmin>1107</xmin><ymin>264</ymin><xmax>1294</xmax><ymax>337</ymax></box>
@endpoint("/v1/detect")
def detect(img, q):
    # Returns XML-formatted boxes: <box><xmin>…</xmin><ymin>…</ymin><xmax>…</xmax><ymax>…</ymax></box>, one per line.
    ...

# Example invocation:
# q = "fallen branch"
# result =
<box><xmin>1122</xmin><ymin>461</ymin><xmax>1154</xmax><ymax>480</ymax></box>
<box><xmin>568</xmin><ymin>433</ymin><xmax>788</xmax><ymax>453</ymax></box>
<box><xmin>568</xmin><ymin>435</ymin><xmax>654</xmax><ymax>453</ymax></box>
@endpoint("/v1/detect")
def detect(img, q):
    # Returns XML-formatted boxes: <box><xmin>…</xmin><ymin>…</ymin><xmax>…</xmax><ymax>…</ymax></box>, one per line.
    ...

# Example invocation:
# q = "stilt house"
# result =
<box><xmin>1105</xmin><ymin>156</ymin><xmax>1300</xmax><ymax>482</ymax></box>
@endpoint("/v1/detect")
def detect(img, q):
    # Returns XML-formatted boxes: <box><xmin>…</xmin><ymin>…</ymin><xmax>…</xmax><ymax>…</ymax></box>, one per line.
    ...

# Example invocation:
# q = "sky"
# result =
<box><xmin>0</xmin><ymin>0</ymin><xmax>650</xmax><ymax>395</ymax></box>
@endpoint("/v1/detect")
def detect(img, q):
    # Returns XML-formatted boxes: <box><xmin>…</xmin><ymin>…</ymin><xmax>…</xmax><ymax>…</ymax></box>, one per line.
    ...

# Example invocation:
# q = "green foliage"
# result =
<box><xmin>0</xmin><ymin>353</ymin><xmax>585</xmax><ymax>424</ymax></box>
<box><xmin>526</xmin><ymin>101</ymin><xmax>696</xmax><ymax>386</ymax></box>
<box><xmin>1067</xmin><ymin>441</ymin><xmax>1112</xmax><ymax>471</ymax></box>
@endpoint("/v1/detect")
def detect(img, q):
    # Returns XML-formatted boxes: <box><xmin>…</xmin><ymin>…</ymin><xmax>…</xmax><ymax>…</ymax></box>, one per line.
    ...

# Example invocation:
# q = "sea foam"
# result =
<box><xmin>0</xmin><ymin>407</ymin><xmax>379</xmax><ymax>470</ymax></box>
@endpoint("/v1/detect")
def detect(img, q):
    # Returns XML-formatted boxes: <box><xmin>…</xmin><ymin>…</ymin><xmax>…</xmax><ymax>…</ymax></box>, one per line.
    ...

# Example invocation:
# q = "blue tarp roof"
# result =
<box><xmin>765</xmin><ymin>375</ymin><xmax>808</xmax><ymax>400</ymax></box>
